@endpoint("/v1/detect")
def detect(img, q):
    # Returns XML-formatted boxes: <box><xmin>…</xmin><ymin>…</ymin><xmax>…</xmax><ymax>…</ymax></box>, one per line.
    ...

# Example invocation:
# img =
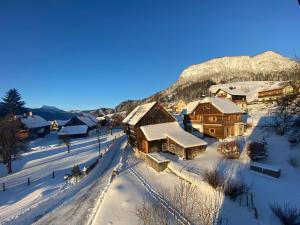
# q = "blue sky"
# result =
<box><xmin>0</xmin><ymin>0</ymin><xmax>299</xmax><ymax>110</ymax></box>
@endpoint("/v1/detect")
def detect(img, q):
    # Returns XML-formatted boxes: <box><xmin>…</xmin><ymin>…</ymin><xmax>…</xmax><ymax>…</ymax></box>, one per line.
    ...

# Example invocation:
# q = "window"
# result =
<box><xmin>169</xmin><ymin>144</ymin><xmax>176</xmax><ymax>153</ymax></box>
<box><xmin>162</xmin><ymin>143</ymin><xmax>168</xmax><ymax>151</ymax></box>
<box><xmin>209</xmin><ymin>116</ymin><xmax>217</xmax><ymax>122</ymax></box>
<box><xmin>209</xmin><ymin>128</ymin><xmax>215</xmax><ymax>134</ymax></box>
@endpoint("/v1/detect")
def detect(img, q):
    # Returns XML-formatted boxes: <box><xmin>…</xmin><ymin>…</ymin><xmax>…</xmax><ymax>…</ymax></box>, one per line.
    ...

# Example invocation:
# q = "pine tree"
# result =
<box><xmin>1</xmin><ymin>89</ymin><xmax>27</xmax><ymax>116</ymax></box>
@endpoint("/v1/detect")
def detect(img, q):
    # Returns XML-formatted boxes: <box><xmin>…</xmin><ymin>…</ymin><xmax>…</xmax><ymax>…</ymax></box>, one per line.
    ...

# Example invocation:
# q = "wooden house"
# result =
<box><xmin>123</xmin><ymin>102</ymin><xmax>207</xmax><ymax>160</ymax></box>
<box><xmin>58</xmin><ymin>125</ymin><xmax>88</xmax><ymax>139</ymax></box>
<box><xmin>20</xmin><ymin>112</ymin><xmax>51</xmax><ymax>138</ymax></box>
<box><xmin>65</xmin><ymin>113</ymin><xmax>97</xmax><ymax>131</ymax></box>
<box><xmin>258</xmin><ymin>82</ymin><xmax>295</xmax><ymax>102</ymax></box>
<box><xmin>214</xmin><ymin>87</ymin><xmax>247</xmax><ymax>110</ymax></box>
<box><xmin>51</xmin><ymin>120</ymin><xmax>70</xmax><ymax>131</ymax></box>
<box><xmin>184</xmin><ymin>97</ymin><xmax>245</xmax><ymax>140</ymax></box>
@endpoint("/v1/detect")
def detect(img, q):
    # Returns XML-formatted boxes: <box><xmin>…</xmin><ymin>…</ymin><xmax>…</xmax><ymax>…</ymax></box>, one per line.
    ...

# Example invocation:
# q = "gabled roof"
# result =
<box><xmin>201</xmin><ymin>97</ymin><xmax>244</xmax><ymax>114</ymax></box>
<box><xmin>216</xmin><ymin>87</ymin><xmax>246</xmax><ymax>96</ymax></box>
<box><xmin>82</xmin><ymin>113</ymin><xmax>98</xmax><ymax>124</ymax></box>
<box><xmin>141</xmin><ymin>122</ymin><xmax>207</xmax><ymax>148</ymax></box>
<box><xmin>21</xmin><ymin>115</ymin><xmax>50</xmax><ymax>129</ymax></box>
<box><xmin>76</xmin><ymin>115</ymin><xmax>97</xmax><ymax>128</ymax></box>
<box><xmin>258</xmin><ymin>82</ymin><xmax>290</xmax><ymax>92</ymax></box>
<box><xmin>122</xmin><ymin>102</ymin><xmax>157</xmax><ymax>126</ymax></box>
<box><xmin>53</xmin><ymin>120</ymin><xmax>70</xmax><ymax>126</ymax></box>
<box><xmin>185</xmin><ymin>100</ymin><xmax>201</xmax><ymax>114</ymax></box>
<box><xmin>59</xmin><ymin>125</ymin><xmax>88</xmax><ymax>136</ymax></box>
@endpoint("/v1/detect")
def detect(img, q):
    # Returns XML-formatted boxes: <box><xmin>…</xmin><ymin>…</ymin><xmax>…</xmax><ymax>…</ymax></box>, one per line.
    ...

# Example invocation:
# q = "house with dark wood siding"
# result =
<box><xmin>123</xmin><ymin>102</ymin><xmax>207</xmax><ymax>160</ymax></box>
<box><xmin>184</xmin><ymin>97</ymin><xmax>245</xmax><ymax>139</ymax></box>
<box><xmin>214</xmin><ymin>87</ymin><xmax>247</xmax><ymax>110</ymax></box>
<box><xmin>65</xmin><ymin>113</ymin><xmax>97</xmax><ymax>131</ymax></box>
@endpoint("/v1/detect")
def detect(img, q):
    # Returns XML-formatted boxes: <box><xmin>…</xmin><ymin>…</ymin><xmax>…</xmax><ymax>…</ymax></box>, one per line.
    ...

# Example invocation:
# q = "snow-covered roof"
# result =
<box><xmin>122</xmin><ymin>102</ymin><xmax>157</xmax><ymax>126</ymax></box>
<box><xmin>216</xmin><ymin>87</ymin><xmax>246</xmax><ymax>96</ymax></box>
<box><xmin>21</xmin><ymin>115</ymin><xmax>50</xmax><ymax>129</ymax></box>
<box><xmin>76</xmin><ymin>115</ymin><xmax>97</xmax><ymax>127</ymax></box>
<box><xmin>82</xmin><ymin>113</ymin><xmax>98</xmax><ymax>124</ymax></box>
<box><xmin>201</xmin><ymin>97</ymin><xmax>245</xmax><ymax>114</ymax></box>
<box><xmin>141</xmin><ymin>122</ymin><xmax>207</xmax><ymax>148</ymax></box>
<box><xmin>58</xmin><ymin>125</ymin><xmax>88</xmax><ymax>136</ymax></box>
<box><xmin>185</xmin><ymin>100</ymin><xmax>201</xmax><ymax>114</ymax></box>
<box><xmin>258</xmin><ymin>82</ymin><xmax>290</xmax><ymax>92</ymax></box>
<box><xmin>147</xmin><ymin>153</ymin><xmax>170</xmax><ymax>163</ymax></box>
<box><xmin>53</xmin><ymin>120</ymin><xmax>70</xmax><ymax>126</ymax></box>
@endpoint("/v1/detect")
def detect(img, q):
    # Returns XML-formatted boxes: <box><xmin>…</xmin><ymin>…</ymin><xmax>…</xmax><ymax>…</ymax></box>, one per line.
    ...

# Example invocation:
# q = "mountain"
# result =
<box><xmin>116</xmin><ymin>51</ymin><xmax>300</xmax><ymax>113</ymax></box>
<box><xmin>30</xmin><ymin>105</ymin><xmax>76</xmax><ymax>121</ymax></box>
<box><xmin>179</xmin><ymin>51</ymin><xmax>300</xmax><ymax>82</ymax></box>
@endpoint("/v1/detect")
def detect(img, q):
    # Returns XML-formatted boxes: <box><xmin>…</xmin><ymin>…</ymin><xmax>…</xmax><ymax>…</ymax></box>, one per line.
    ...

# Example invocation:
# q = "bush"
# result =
<box><xmin>217</xmin><ymin>141</ymin><xmax>241</xmax><ymax>159</ymax></box>
<box><xmin>71</xmin><ymin>165</ymin><xmax>82</xmax><ymax>177</ymax></box>
<box><xmin>203</xmin><ymin>167</ymin><xmax>224</xmax><ymax>189</ymax></box>
<box><xmin>222</xmin><ymin>179</ymin><xmax>248</xmax><ymax>200</ymax></box>
<box><xmin>246</xmin><ymin>141</ymin><xmax>268</xmax><ymax>161</ymax></box>
<box><xmin>270</xmin><ymin>203</ymin><xmax>300</xmax><ymax>225</ymax></box>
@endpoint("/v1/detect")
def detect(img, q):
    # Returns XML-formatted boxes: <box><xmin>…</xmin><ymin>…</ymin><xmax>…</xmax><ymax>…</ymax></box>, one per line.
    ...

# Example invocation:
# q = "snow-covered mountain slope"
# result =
<box><xmin>116</xmin><ymin>51</ymin><xmax>300</xmax><ymax>112</ymax></box>
<box><xmin>179</xmin><ymin>51</ymin><xmax>300</xmax><ymax>82</ymax></box>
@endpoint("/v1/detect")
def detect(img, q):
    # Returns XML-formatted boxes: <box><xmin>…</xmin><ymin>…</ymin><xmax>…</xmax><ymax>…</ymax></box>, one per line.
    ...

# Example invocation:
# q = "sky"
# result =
<box><xmin>0</xmin><ymin>0</ymin><xmax>300</xmax><ymax>110</ymax></box>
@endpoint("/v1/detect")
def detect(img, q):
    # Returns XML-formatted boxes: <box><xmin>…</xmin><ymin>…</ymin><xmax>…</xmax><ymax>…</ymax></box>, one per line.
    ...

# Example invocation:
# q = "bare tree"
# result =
<box><xmin>0</xmin><ymin>115</ymin><xmax>22</xmax><ymax>173</ymax></box>
<box><xmin>136</xmin><ymin>180</ymin><xmax>226</xmax><ymax>225</ymax></box>
<box><xmin>272</xmin><ymin>94</ymin><xmax>299</xmax><ymax>135</ymax></box>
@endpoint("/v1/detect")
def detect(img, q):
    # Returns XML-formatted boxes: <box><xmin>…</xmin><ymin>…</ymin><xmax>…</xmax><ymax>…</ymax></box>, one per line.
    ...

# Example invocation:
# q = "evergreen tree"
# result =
<box><xmin>1</xmin><ymin>89</ymin><xmax>27</xmax><ymax>116</ymax></box>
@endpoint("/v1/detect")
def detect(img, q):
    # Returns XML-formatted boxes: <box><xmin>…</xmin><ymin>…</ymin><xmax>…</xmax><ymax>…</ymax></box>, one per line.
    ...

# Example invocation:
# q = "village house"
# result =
<box><xmin>213</xmin><ymin>87</ymin><xmax>247</xmax><ymax>110</ymax></box>
<box><xmin>65</xmin><ymin>113</ymin><xmax>98</xmax><ymax>131</ymax></box>
<box><xmin>58</xmin><ymin>125</ymin><xmax>88</xmax><ymax>139</ymax></box>
<box><xmin>19</xmin><ymin>112</ymin><xmax>51</xmax><ymax>138</ymax></box>
<box><xmin>257</xmin><ymin>82</ymin><xmax>295</xmax><ymax>102</ymax></box>
<box><xmin>122</xmin><ymin>102</ymin><xmax>207</xmax><ymax>160</ymax></box>
<box><xmin>50</xmin><ymin>119</ymin><xmax>70</xmax><ymax>131</ymax></box>
<box><xmin>163</xmin><ymin>100</ymin><xmax>186</xmax><ymax>114</ymax></box>
<box><xmin>184</xmin><ymin>97</ymin><xmax>245</xmax><ymax>139</ymax></box>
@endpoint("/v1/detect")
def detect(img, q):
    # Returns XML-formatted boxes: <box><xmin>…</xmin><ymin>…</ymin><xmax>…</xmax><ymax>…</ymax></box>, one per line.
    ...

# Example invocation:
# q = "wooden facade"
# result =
<box><xmin>123</xmin><ymin>102</ymin><xmax>206</xmax><ymax>160</ymax></box>
<box><xmin>124</xmin><ymin>103</ymin><xmax>175</xmax><ymax>151</ymax></box>
<box><xmin>65</xmin><ymin>117</ymin><xmax>96</xmax><ymax>131</ymax></box>
<box><xmin>258</xmin><ymin>85</ymin><xmax>294</xmax><ymax>102</ymax></box>
<box><xmin>184</xmin><ymin>102</ymin><xmax>244</xmax><ymax>139</ymax></box>
<box><xmin>215</xmin><ymin>89</ymin><xmax>247</xmax><ymax>110</ymax></box>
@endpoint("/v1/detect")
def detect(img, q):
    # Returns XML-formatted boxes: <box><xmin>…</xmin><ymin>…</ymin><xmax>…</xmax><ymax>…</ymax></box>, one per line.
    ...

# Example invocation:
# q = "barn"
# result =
<box><xmin>20</xmin><ymin>112</ymin><xmax>50</xmax><ymax>138</ymax></box>
<box><xmin>123</xmin><ymin>102</ymin><xmax>207</xmax><ymax>159</ymax></box>
<box><xmin>58</xmin><ymin>125</ymin><xmax>88</xmax><ymax>139</ymax></box>
<box><xmin>65</xmin><ymin>113</ymin><xmax>97</xmax><ymax>131</ymax></box>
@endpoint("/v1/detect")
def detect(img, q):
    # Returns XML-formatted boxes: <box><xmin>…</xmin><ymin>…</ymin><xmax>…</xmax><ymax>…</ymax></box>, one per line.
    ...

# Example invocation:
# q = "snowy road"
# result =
<box><xmin>33</xmin><ymin>137</ymin><xmax>127</xmax><ymax>225</ymax></box>
<box><xmin>0</xmin><ymin>130</ymin><xmax>123</xmax><ymax>225</ymax></box>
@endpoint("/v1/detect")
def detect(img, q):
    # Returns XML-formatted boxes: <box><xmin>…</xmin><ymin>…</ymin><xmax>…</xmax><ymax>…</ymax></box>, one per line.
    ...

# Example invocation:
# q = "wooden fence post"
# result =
<box><xmin>2</xmin><ymin>183</ymin><xmax>5</xmax><ymax>191</ymax></box>
<box><xmin>52</xmin><ymin>171</ymin><xmax>55</xmax><ymax>178</ymax></box>
<box><xmin>27</xmin><ymin>178</ymin><xmax>30</xmax><ymax>185</ymax></box>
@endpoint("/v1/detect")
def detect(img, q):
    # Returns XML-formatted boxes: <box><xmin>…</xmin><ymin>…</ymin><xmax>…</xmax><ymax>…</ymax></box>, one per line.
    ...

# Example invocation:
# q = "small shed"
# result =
<box><xmin>145</xmin><ymin>153</ymin><xmax>170</xmax><ymax>172</ymax></box>
<box><xmin>58</xmin><ymin>125</ymin><xmax>88</xmax><ymax>139</ymax></box>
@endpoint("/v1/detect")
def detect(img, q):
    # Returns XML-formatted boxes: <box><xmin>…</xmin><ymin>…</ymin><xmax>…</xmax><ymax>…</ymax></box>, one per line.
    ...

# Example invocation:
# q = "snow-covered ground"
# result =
<box><xmin>0</xmin><ymin>129</ymin><xmax>123</xmax><ymax>225</ymax></box>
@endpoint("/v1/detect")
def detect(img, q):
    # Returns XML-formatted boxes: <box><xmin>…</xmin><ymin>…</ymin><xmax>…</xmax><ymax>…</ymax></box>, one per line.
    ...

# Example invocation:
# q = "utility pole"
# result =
<box><xmin>97</xmin><ymin>125</ymin><xmax>101</xmax><ymax>156</ymax></box>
